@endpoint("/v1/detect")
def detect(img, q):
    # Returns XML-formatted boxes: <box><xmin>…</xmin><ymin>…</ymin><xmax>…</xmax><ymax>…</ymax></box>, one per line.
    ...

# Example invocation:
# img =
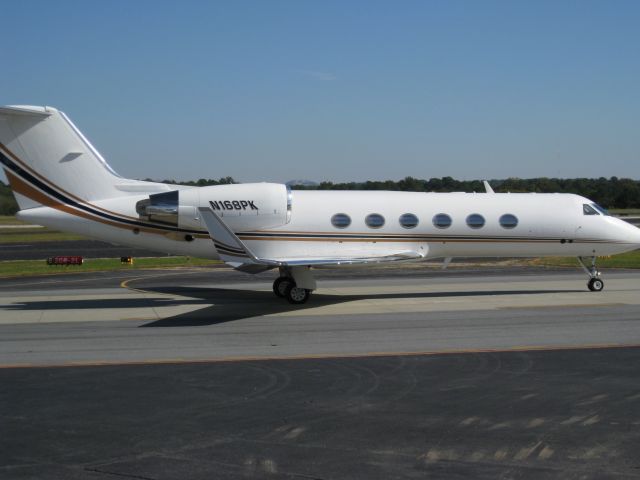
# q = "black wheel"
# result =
<box><xmin>588</xmin><ymin>278</ymin><xmax>604</xmax><ymax>292</ymax></box>
<box><xmin>273</xmin><ymin>277</ymin><xmax>294</xmax><ymax>298</ymax></box>
<box><xmin>285</xmin><ymin>283</ymin><xmax>311</xmax><ymax>304</ymax></box>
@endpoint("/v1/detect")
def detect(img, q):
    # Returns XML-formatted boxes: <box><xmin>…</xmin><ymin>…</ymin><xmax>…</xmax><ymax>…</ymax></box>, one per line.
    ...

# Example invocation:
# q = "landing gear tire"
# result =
<box><xmin>578</xmin><ymin>256</ymin><xmax>605</xmax><ymax>293</ymax></box>
<box><xmin>273</xmin><ymin>277</ymin><xmax>294</xmax><ymax>298</ymax></box>
<box><xmin>285</xmin><ymin>284</ymin><xmax>311</xmax><ymax>304</ymax></box>
<box><xmin>588</xmin><ymin>278</ymin><xmax>604</xmax><ymax>292</ymax></box>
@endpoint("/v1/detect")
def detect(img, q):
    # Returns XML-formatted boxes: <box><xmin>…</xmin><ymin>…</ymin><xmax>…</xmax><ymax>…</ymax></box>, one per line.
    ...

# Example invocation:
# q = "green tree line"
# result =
<box><xmin>0</xmin><ymin>181</ymin><xmax>17</xmax><ymax>216</ymax></box>
<box><xmin>291</xmin><ymin>176</ymin><xmax>640</xmax><ymax>209</ymax></box>
<box><xmin>1</xmin><ymin>176</ymin><xmax>639</xmax><ymax>216</ymax></box>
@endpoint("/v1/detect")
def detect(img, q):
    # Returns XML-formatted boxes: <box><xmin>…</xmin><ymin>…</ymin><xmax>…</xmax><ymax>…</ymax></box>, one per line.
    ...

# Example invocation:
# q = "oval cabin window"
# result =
<box><xmin>331</xmin><ymin>213</ymin><xmax>351</xmax><ymax>229</ymax></box>
<box><xmin>499</xmin><ymin>214</ymin><xmax>518</xmax><ymax>229</ymax></box>
<box><xmin>365</xmin><ymin>213</ymin><xmax>385</xmax><ymax>229</ymax></box>
<box><xmin>432</xmin><ymin>213</ymin><xmax>452</xmax><ymax>229</ymax></box>
<box><xmin>466</xmin><ymin>214</ymin><xmax>485</xmax><ymax>229</ymax></box>
<box><xmin>399</xmin><ymin>213</ymin><xmax>419</xmax><ymax>229</ymax></box>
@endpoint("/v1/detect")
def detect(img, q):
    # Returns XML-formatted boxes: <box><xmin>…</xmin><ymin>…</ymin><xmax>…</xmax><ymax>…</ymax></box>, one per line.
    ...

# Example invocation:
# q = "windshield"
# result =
<box><xmin>583</xmin><ymin>203</ymin><xmax>610</xmax><ymax>216</ymax></box>
<box><xmin>591</xmin><ymin>203</ymin><xmax>610</xmax><ymax>216</ymax></box>
<box><xmin>583</xmin><ymin>204</ymin><xmax>598</xmax><ymax>215</ymax></box>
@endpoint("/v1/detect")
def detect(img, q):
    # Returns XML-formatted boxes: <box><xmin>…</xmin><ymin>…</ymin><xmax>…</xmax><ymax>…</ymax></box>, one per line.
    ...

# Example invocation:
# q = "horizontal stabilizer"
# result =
<box><xmin>0</xmin><ymin>105</ymin><xmax>52</xmax><ymax>118</ymax></box>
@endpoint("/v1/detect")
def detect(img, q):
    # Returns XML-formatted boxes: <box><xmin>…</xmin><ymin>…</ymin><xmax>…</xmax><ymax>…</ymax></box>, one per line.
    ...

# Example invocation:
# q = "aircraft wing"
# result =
<box><xmin>198</xmin><ymin>207</ymin><xmax>424</xmax><ymax>272</ymax></box>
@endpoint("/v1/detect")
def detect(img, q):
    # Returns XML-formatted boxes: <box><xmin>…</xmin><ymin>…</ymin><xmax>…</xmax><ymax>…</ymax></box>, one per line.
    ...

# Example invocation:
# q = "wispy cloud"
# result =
<box><xmin>296</xmin><ymin>69</ymin><xmax>337</xmax><ymax>81</ymax></box>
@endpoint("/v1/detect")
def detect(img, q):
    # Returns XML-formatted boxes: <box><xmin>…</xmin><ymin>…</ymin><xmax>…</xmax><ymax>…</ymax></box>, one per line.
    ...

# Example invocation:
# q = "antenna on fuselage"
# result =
<box><xmin>483</xmin><ymin>180</ymin><xmax>495</xmax><ymax>194</ymax></box>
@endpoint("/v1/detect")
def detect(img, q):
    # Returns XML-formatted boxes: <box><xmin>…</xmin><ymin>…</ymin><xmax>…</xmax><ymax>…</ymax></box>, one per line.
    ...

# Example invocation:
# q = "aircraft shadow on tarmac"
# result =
<box><xmin>144</xmin><ymin>286</ymin><xmax>589</xmax><ymax>327</ymax></box>
<box><xmin>3</xmin><ymin>286</ymin><xmax>583</xmax><ymax>327</ymax></box>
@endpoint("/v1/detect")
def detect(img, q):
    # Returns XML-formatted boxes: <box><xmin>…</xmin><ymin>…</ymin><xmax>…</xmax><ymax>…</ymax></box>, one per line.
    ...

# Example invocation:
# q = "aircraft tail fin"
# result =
<box><xmin>0</xmin><ymin>105</ymin><xmax>124</xmax><ymax>210</ymax></box>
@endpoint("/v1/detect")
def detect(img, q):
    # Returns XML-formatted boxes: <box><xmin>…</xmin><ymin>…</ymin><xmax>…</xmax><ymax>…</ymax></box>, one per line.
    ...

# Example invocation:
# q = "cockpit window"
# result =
<box><xmin>591</xmin><ymin>203</ymin><xmax>610</xmax><ymax>216</ymax></box>
<box><xmin>583</xmin><ymin>204</ymin><xmax>598</xmax><ymax>215</ymax></box>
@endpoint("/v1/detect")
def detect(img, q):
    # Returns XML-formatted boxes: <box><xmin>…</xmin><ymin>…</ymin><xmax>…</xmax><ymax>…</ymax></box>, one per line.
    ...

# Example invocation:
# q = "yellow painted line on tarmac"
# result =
<box><xmin>1</xmin><ymin>343</ymin><xmax>639</xmax><ymax>369</ymax></box>
<box><xmin>120</xmin><ymin>277</ymin><xmax>149</xmax><ymax>294</ymax></box>
<box><xmin>120</xmin><ymin>269</ymin><xmax>205</xmax><ymax>296</ymax></box>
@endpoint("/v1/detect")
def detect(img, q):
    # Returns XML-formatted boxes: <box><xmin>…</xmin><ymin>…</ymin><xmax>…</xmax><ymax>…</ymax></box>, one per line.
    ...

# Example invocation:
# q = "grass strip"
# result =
<box><xmin>527</xmin><ymin>249</ymin><xmax>640</xmax><ymax>268</ymax></box>
<box><xmin>2</xmin><ymin>251</ymin><xmax>639</xmax><ymax>278</ymax></box>
<box><xmin>609</xmin><ymin>209</ymin><xmax>640</xmax><ymax>216</ymax></box>
<box><xmin>0</xmin><ymin>256</ymin><xmax>222</xmax><ymax>277</ymax></box>
<box><xmin>0</xmin><ymin>216</ymin><xmax>27</xmax><ymax>225</ymax></box>
<box><xmin>0</xmin><ymin>230</ymin><xmax>88</xmax><ymax>243</ymax></box>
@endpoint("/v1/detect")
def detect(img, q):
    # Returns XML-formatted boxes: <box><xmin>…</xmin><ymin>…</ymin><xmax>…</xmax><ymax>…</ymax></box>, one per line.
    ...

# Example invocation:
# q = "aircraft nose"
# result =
<box><xmin>633</xmin><ymin>225</ymin><xmax>640</xmax><ymax>247</ymax></box>
<box><xmin>612</xmin><ymin>218</ymin><xmax>640</xmax><ymax>248</ymax></box>
<box><xmin>622</xmin><ymin>221</ymin><xmax>640</xmax><ymax>246</ymax></box>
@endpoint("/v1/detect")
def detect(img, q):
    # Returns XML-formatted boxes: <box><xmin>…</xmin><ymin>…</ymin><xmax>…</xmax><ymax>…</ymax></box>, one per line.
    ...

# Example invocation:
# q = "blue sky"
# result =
<box><xmin>1</xmin><ymin>1</ymin><xmax>639</xmax><ymax>183</ymax></box>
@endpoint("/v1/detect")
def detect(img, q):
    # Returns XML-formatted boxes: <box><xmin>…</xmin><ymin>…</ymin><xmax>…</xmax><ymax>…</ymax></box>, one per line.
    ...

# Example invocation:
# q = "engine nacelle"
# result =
<box><xmin>136</xmin><ymin>183</ymin><xmax>291</xmax><ymax>233</ymax></box>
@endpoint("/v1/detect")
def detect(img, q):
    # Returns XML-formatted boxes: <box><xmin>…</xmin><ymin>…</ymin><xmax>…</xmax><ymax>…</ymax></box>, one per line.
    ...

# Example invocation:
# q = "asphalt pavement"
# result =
<box><xmin>1</xmin><ymin>266</ymin><xmax>640</xmax><ymax>479</ymax></box>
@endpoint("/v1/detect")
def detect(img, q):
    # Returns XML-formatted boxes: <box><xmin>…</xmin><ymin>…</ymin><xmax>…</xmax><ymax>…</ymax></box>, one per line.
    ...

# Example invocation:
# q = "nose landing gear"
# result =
<box><xmin>588</xmin><ymin>277</ymin><xmax>604</xmax><ymax>292</ymax></box>
<box><xmin>578</xmin><ymin>256</ymin><xmax>604</xmax><ymax>292</ymax></box>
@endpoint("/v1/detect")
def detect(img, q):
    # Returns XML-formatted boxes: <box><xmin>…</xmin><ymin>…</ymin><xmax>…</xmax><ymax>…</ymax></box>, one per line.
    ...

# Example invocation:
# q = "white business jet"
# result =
<box><xmin>1</xmin><ymin>105</ymin><xmax>639</xmax><ymax>304</ymax></box>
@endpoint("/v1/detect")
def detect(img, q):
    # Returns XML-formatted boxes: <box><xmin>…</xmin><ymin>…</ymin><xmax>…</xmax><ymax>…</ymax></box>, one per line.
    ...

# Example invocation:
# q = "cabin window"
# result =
<box><xmin>499</xmin><ymin>214</ymin><xmax>518</xmax><ymax>229</ymax></box>
<box><xmin>466</xmin><ymin>213</ymin><xmax>485</xmax><ymax>229</ymax></box>
<box><xmin>365</xmin><ymin>213</ymin><xmax>385</xmax><ymax>229</ymax></box>
<box><xmin>331</xmin><ymin>213</ymin><xmax>351</xmax><ymax>229</ymax></box>
<box><xmin>433</xmin><ymin>213</ymin><xmax>452</xmax><ymax>229</ymax></box>
<box><xmin>399</xmin><ymin>213</ymin><xmax>419</xmax><ymax>229</ymax></box>
<box><xmin>583</xmin><ymin>204</ymin><xmax>598</xmax><ymax>215</ymax></box>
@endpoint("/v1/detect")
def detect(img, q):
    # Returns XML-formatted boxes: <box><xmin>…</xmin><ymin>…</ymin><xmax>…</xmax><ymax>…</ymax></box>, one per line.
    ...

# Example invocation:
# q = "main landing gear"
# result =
<box><xmin>578</xmin><ymin>256</ymin><xmax>604</xmax><ymax>292</ymax></box>
<box><xmin>273</xmin><ymin>276</ymin><xmax>311</xmax><ymax>304</ymax></box>
<box><xmin>272</xmin><ymin>267</ymin><xmax>316</xmax><ymax>304</ymax></box>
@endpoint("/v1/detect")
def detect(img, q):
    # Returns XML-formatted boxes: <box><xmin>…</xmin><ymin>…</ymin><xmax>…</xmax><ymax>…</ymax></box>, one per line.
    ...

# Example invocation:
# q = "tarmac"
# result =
<box><xmin>1</xmin><ymin>265</ymin><xmax>640</xmax><ymax>478</ymax></box>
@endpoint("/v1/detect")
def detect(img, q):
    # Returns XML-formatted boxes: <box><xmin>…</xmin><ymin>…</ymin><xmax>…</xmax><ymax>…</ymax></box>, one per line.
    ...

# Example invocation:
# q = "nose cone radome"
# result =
<box><xmin>607</xmin><ymin>218</ymin><xmax>640</xmax><ymax>253</ymax></box>
<box><xmin>617</xmin><ymin>219</ymin><xmax>640</xmax><ymax>247</ymax></box>
<box><xmin>632</xmin><ymin>225</ymin><xmax>640</xmax><ymax>247</ymax></box>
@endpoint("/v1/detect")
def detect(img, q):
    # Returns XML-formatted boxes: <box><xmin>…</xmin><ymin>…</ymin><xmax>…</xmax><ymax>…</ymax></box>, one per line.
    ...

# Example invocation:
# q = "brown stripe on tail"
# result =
<box><xmin>5</xmin><ymin>170</ymin><xmax>160</xmax><ymax>234</ymax></box>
